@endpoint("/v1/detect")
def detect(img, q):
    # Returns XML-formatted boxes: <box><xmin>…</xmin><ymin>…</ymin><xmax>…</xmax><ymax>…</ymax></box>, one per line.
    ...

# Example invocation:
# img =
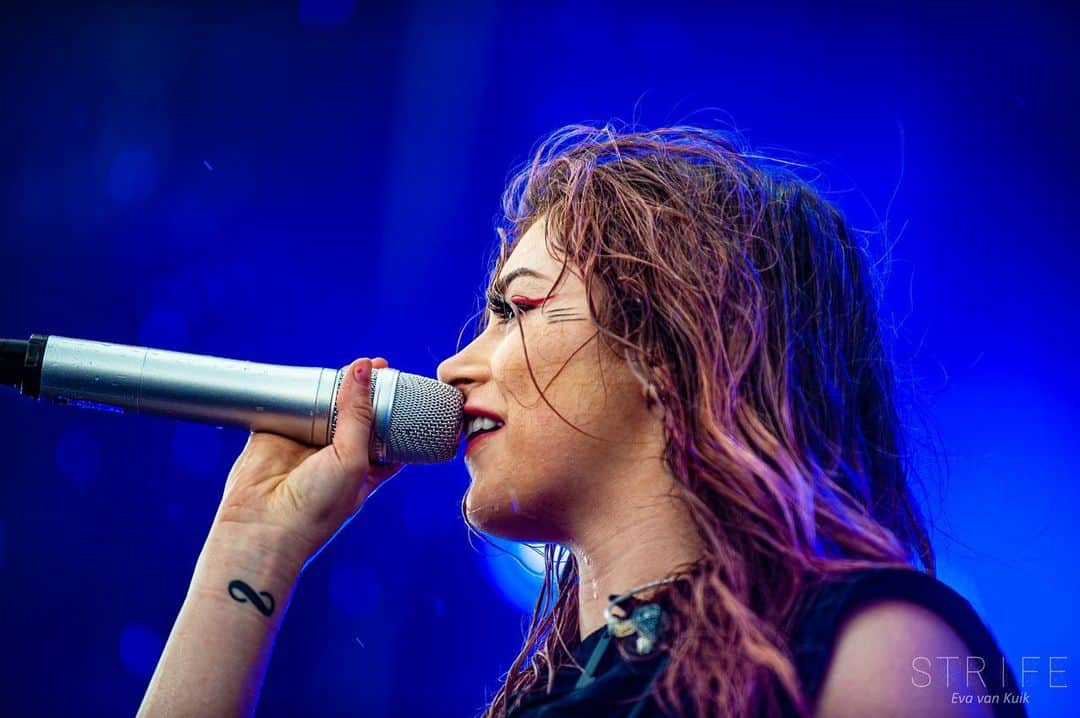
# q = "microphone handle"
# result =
<box><xmin>7</xmin><ymin>334</ymin><xmax>391</xmax><ymax>452</ymax></box>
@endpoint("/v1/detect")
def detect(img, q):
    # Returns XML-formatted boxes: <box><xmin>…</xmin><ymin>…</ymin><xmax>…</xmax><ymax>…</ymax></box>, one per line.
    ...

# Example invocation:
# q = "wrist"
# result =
<box><xmin>190</xmin><ymin>522</ymin><xmax>307</xmax><ymax>614</ymax></box>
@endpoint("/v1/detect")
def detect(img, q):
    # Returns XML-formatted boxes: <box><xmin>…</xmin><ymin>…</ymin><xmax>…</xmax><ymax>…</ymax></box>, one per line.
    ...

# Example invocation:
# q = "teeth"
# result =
<box><xmin>466</xmin><ymin>415</ymin><xmax>504</xmax><ymax>438</ymax></box>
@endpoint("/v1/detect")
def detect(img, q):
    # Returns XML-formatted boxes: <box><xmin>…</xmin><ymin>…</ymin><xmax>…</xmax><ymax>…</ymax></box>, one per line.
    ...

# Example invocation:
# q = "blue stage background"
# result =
<box><xmin>1</xmin><ymin>2</ymin><xmax>1076</xmax><ymax>716</ymax></box>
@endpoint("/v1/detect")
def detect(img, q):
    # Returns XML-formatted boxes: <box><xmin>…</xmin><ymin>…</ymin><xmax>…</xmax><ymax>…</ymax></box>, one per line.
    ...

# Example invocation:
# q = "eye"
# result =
<box><xmin>485</xmin><ymin>291</ymin><xmax>536</xmax><ymax>324</ymax></box>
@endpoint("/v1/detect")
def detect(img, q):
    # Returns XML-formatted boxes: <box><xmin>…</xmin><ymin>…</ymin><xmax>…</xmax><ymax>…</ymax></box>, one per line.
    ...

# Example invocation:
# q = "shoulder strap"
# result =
<box><xmin>574</xmin><ymin>630</ymin><xmax>613</xmax><ymax>690</ymax></box>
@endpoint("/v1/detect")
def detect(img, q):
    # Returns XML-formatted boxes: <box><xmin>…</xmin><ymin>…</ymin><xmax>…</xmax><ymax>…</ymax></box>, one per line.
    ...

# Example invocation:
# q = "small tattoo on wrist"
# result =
<box><xmin>227</xmin><ymin>579</ymin><xmax>276</xmax><ymax>617</ymax></box>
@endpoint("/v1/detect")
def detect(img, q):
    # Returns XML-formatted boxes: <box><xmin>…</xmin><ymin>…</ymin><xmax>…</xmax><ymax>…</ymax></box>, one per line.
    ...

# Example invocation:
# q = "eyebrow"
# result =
<box><xmin>490</xmin><ymin>267</ymin><xmax>548</xmax><ymax>295</ymax></box>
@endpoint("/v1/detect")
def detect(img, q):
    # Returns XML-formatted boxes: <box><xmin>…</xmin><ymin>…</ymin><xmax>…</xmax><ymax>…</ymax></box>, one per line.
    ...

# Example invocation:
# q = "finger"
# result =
<box><xmin>372</xmin><ymin>357</ymin><xmax>389</xmax><ymax>369</ymax></box>
<box><xmin>331</xmin><ymin>358</ymin><xmax>375</xmax><ymax>477</ymax></box>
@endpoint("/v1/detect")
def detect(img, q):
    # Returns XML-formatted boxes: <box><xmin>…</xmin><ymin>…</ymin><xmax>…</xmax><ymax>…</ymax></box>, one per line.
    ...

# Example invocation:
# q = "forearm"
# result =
<box><xmin>138</xmin><ymin>523</ymin><xmax>306</xmax><ymax>718</ymax></box>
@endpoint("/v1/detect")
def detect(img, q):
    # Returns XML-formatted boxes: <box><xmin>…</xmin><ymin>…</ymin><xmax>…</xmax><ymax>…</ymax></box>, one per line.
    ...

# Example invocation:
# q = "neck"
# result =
<box><xmin>568</xmin><ymin>477</ymin><xmax>703</xmax><ymax>641</ymax></box>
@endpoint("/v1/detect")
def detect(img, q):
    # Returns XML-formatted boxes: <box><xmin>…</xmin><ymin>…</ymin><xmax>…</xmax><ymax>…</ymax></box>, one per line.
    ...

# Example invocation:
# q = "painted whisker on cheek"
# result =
<box><xmin>539</xmin><ymin>307</ymin><xmax>586</xmax><ymax>322</ymax></box>
<box><xmin>502</xmin><ymin>293</ymin><xmax>590</xmax><ymax>324</ymax></box>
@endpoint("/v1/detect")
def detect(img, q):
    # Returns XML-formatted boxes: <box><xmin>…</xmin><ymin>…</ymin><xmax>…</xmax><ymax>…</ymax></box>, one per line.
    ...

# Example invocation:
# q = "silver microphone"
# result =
<box><xmin>0</xmin><ymin>334</ymin><xmax>464</xmax><ymax>464</ymax></box>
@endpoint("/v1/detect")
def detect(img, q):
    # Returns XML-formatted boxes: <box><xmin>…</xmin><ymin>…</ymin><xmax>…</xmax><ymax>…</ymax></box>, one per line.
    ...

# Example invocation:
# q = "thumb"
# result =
<box><xmin>331</xmin><ymin>357</ymin><xmax>376</xmax><ymax>476</ymax></box>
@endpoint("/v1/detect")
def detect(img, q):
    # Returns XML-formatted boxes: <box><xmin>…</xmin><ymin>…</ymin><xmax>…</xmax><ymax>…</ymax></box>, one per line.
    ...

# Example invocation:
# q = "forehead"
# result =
<box><xmin>492</xmin><ymin>216</ymin><xmax>589</xmax><ymax>299</ymax></box>
<box><xmin>500</xmin><ymin>216</ymin><xmax>561</xmax><ymax>276</ymax></box>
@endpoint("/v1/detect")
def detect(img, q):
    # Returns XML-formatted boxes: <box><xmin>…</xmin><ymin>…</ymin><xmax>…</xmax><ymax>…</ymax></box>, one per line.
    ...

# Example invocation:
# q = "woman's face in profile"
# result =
<box><xmin>437</xmin><ymin>217</ymin><xmax>663</xmax><ymax>543</ymax></box>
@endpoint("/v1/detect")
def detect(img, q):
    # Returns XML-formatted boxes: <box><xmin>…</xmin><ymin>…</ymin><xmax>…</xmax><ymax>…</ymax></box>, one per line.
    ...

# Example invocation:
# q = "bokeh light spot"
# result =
<box><xmin>107</xmin><ymin>146</ymin><xmax>157</xmax><ymax>204</ymax></box>
<box><xmin>119</xmin><ymin>622</ymin><xmax>164</xmax><ymax>679</ymax></box>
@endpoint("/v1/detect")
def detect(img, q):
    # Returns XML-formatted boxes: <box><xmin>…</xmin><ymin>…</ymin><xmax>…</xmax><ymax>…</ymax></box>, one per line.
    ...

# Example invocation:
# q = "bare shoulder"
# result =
<box><xmin>814</xmin><ymin>598</ymin><xmax>993</xmax><ymax>718</ymax></box>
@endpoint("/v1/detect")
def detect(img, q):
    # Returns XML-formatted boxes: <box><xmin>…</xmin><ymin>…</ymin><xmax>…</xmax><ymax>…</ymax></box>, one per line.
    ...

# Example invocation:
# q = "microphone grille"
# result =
<box><xmin>375</xmin><ymin>370</ymin><xmax>464</xmax><ymax>464</ymax></box>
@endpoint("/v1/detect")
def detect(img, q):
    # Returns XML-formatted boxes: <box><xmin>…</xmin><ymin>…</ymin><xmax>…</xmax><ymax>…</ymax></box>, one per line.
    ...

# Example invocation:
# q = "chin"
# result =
<box><xmin>462</xmin><ymin>476</ymin><xmax>562</xmax><ymax>543</ymax></box>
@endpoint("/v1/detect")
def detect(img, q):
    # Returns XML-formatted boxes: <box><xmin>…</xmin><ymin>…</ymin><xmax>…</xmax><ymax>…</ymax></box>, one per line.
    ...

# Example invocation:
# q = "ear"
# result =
<box><xmin>641</xmin><ymin>382</ymin><xmax>664</xmax><ymax>417</ymax></box>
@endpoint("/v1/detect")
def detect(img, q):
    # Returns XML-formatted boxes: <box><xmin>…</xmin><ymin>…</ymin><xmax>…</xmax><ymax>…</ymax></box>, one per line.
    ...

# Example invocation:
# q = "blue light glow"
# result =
<box><xmin>54</xmin><ymin>426</ymin><xmax>100</xmax><ymax>487</ymax></box>
<box><xmin>300</xmin><ymin>0</ymin><xmax>354</xmax><ymax>27</ymax></box>
<box><xmin>138</xmin><ymin>306</ymin><xmax>189</xmax><ymax>350</ymax></box>
<box><xmin>106</xmin><ymin>147</ymin><xmax>157</xmax><ymax>205</ymax></box>
<box><xmin>171</xmin><ymin>423</ymin><xmax>223</xmax><ymax>478</ymax></box>
<box><xmin>328</xmin><ymin>561</ymin><xmax>383</xmax><ymax>617</ymax></box>
<box><xmin>479</xmin><ymin>537</ymin><xmax>565</xmax><ymax>614</ymax></box>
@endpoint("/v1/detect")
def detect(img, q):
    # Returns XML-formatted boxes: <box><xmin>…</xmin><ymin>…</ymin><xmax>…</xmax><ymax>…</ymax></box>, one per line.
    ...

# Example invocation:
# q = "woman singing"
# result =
<box><xmin>138</xmin><ymin>125</ymin><xmax>1024</xmax><ymax>717</ymax></box>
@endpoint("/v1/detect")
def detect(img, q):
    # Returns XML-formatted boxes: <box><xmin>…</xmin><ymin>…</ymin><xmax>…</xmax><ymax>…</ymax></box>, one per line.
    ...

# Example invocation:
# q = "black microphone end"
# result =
<box><xmin>0</xmin><ymin>339</ymin><xmax>29</xmax><ymax>390</ymax></box>
<box><xmin>0</xmin><ymin>334</ymin><xmax>47</xmax><ymax>397</ymax></box>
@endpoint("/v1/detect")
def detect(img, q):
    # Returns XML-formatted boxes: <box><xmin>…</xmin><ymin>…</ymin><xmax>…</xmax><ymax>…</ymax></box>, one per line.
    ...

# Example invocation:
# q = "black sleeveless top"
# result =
<box><xmin>503</xmin><ymin>568</ymin><xmax>1026</xmax><ymax>717</ymax></box>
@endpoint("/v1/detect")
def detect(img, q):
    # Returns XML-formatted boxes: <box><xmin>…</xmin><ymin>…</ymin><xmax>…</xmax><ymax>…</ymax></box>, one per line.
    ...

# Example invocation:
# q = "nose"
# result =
<box><xmin>437</xmin><ymin>334</ymin><xmax>490</xmax><ymax>391</ymax></box>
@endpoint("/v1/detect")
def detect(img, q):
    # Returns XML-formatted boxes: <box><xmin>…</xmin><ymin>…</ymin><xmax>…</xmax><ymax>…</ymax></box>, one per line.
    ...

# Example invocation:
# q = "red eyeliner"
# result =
<box><xmin>510</xmin><ymin>294</ymin><xmax>557</xmax><ymax>307</ymax></box>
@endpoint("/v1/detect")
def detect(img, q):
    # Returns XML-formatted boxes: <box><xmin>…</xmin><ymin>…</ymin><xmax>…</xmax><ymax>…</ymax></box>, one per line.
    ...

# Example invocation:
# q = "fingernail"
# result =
<box><xmin>354</xmin><ymin>359</ymin><xmax>371</xmax><ymax>381</ymax></box>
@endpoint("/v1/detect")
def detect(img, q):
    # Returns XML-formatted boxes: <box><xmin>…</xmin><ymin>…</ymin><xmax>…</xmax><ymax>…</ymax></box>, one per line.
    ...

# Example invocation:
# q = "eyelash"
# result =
<box><xmin>485</xmin><ymin>291</ymin><xmax>538</xmax><ymax>323</ymax></box>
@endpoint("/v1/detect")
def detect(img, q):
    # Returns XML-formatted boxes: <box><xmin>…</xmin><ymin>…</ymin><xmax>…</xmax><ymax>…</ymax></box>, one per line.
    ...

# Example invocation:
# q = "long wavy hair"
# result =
<box><xmin>467</xmin><ymin>124</ymin><xmax>934</xmax><ymax>718</ymax></box>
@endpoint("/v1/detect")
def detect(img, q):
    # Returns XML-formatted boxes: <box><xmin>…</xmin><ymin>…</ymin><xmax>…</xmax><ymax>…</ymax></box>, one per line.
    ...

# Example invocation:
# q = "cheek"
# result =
<box><xmin>492</xmin><ymin>322</ymin><xmax>636</xmax><ymax>432</ymax></box>
<box><xmin>488</xmin><ymin>324</ymin><xmax>561</xmax><ymax>403</ymax></box>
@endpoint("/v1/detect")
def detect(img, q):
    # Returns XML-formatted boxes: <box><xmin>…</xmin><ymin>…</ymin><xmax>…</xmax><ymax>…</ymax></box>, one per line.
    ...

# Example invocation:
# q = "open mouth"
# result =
<box><xmin>465</xmin><ymin>428</ymin><xmax>501</xmax><ymax>454</ymax></box>
<box><xmin>464</xmin><ymin>415</ymin><xmax>505</xmax><ymax>444</ymax></box>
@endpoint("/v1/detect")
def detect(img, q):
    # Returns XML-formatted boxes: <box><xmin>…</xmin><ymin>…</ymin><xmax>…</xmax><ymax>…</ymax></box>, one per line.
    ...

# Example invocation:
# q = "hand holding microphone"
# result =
<box><xmin>219</xmin><ymin>356</ymin><xmax>401</xmax><ymax>571</ymax></box>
